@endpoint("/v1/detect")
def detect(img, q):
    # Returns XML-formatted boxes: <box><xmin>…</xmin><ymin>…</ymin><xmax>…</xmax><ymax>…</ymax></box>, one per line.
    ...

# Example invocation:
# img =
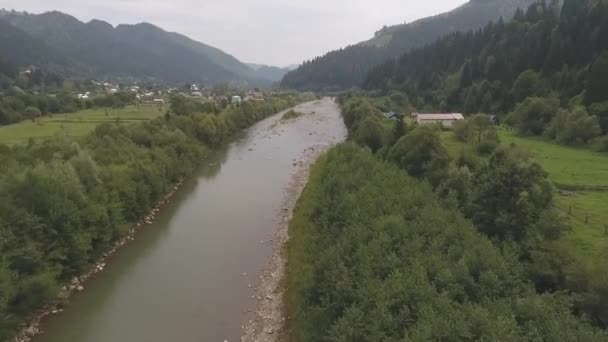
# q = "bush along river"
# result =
<box><xmin>32</xmin><ymin>98</ymin><xmax>346</xmax><ymax>342</ymax></box>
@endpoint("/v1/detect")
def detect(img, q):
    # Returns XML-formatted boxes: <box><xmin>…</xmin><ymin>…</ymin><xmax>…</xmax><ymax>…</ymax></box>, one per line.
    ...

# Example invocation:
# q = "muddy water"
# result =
<box><xmin>34</xmin><ymin>98</ymin><xmax>346</xmax><ymax>342</ymax></box>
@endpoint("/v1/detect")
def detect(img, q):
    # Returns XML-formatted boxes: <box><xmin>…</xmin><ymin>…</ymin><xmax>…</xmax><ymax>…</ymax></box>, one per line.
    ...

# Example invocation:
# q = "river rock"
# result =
<box><xmin>71</xmin><ymin>277</ymin><xmax>79</xmax><ymax>285</ymax></box>
<box><xmin>25</xmin><ymin>326</ymin><xmax>38</xmax><ymax>337</ymax></box>
<box><xmin>76</xmin><ymin>285</ymin><xmax>85</xmax><ymax>292</ymax></box>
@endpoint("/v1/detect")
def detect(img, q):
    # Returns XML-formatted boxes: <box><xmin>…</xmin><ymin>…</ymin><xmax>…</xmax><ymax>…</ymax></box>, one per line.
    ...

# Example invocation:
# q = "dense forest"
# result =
<box><xmin>285</xmin><ymin>92</ymin><xmax>608</xmax><ymax>340</ymax></box>
<box><xmin>280</xmin><ymin>0</ymin><xmax>538</xmax><ymax>90</ymax></box>
<box><xmin>365</xmin><ymin>0</ymin><xmax>608</xmax><ymax>149</ymax></box>
<box><xmin>0</xmin><ymin>93</ymin><xmax>312</xmax><ymax>340</ymax></box>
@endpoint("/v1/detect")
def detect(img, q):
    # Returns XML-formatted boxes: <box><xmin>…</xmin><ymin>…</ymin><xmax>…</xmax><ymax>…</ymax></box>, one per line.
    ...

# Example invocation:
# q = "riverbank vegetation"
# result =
<box><xmin>286</xmin><ymin>143</ymin><xmax>607</xmax><ymax>341</ymax></box>
<box><xmin>0</xmin><ymin>92</ymin><xmax>311</xmax><ymax>340</ymax></box>
<box><xmin>281</xmin><ymin>109</ymin><xmax>304</xmax><ymax>121</ymax></box>
<box><xmin>285</xmin><ymin>92</ymin><xmax>608</xmax><ymax>340</ymax></box>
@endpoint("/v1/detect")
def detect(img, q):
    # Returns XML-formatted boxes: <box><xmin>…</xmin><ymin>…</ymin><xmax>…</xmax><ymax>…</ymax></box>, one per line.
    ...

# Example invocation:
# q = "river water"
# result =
<box><xmin>34</xmin><ymin>98</ymin><xmax>346</xmax><ymax>342</ymax></box>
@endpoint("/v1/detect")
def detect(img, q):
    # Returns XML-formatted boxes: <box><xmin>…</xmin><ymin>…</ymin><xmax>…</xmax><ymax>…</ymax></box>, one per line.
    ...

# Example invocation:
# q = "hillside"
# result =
<box><xmin>0</xmin><ymin>11</ymin><xmax>264</xmax><ymax>85</ymax></box>
<box><xmin>280</xmin><ymin>0</ymin><xmax>539</xmax><ymax>90</ymax></box>
<box><xmin>247</xmin><ymin>63</ymin><xmax>292</xmax><ymax>82</ymax></box>
<box><xmin>0</xmin><ymin>18</ymin><xmax>73</xmax><ymax>70</ymax></box>
<box><xmin>364</xmin><ymin>0</ymin><xmax>608</xmax><ymax>134</ymax></box>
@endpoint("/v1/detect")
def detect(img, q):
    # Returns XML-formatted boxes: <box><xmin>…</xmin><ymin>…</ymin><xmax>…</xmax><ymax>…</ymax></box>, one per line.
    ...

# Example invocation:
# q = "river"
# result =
<box><xmin>34</xmin><ymin>98</ymin><xmax>346</xmax><ymax>342</ymax></box>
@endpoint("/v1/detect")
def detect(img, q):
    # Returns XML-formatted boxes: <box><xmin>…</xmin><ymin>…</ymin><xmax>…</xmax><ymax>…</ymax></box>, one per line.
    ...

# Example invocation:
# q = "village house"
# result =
<box><xmin>412</xmin><ymin>113</ymin><xmax>464</xmax><ymax>128</ymax></box>
<box><xmin>383</xmin><ymin>111</ymin><xmax>399</xmax><ymax>120</ymax></box>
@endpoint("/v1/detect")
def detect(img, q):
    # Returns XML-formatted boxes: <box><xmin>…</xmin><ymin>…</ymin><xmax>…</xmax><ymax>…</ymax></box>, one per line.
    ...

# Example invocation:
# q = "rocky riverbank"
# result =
<box><xmin>12</xmin><ymin>179</ymin><xmax>185</xmax><ymax>342</ymax></box>
<box><xmin>241</xmin><ymin>144</ymin><xmax>330</xmax><ymax>342</ymax></box>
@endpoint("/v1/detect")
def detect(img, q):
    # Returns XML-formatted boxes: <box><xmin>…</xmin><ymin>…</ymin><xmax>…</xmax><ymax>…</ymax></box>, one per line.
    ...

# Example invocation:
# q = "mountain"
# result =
<box><xmin>363</xmin><ymin>0</ymin><xmax>608</xmax><ymax>131</ymax></box>
<box><xmin>0</xmin><ymin>17</ymin><xmax>72</xmax><ymax>69</ymax></box>
<box><xmin>247</xmin><ymin>63</ymin><xmax>292</xmax><ymax>82</ymax></box>
<box><xmin>0</xmin><ymin>10</ymin><xmax>264</xmax><ymax>85</ymax></box>
<box><xmin>281</xmin><ymin>0</ymin><xmax>540</xmax><ymax>90</ymax></box>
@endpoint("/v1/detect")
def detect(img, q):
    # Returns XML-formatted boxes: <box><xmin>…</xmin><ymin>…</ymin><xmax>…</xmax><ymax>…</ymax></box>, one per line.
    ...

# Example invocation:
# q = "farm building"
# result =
<box><xmin>413</xmin><ymin>113</ymin><xmax>464</xmax><ymax>128</ymax></box>
<box><xmin>383</xmin><ymin>111</ymin><xmax>399</xmax><ymax>120</ymax></box>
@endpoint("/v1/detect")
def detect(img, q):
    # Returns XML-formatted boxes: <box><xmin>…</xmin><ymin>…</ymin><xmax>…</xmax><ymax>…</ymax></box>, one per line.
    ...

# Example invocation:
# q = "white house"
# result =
<box><xmin>231</xmin><ymin>95</ymin><xmax>242</xmax><ymax>105</ymax></box>
<box><xmin>414</xmin><ymin>113</ymin><xmax>464</xmax><ymax>128</ymax></box>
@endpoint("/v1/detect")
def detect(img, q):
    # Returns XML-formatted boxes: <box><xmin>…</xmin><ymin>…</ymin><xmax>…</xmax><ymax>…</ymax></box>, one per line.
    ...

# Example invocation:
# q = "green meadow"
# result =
<box><xmin>0</xmin><ymin>105</ymin><xmax>166</xmax><ymax>145</ymax></box>
<box><xmin>500</xmin><ymin>131</ymin><xmax>608</xmax><ymax>189</ymax></box>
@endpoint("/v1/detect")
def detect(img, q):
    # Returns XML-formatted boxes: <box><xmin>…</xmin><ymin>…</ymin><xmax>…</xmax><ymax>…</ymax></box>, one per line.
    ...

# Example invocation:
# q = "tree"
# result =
<box><xmin>512</xmin><ymin>70</ymin><xmax>541</xmax><ymax>103</ymax></box>
<box><xmin>24</xmin><ymin>106</ymin><xmax>41</xmax><ymax>122</ymax></box>
<box><xmin>469</xmin><ymin>145</ymin><xmax>554</xmax><ymax>241</ymax></box>
<box><xmin>387</xmin><ymin>127</ymin><xmax>450</xmax><ymax>188</ymax></box>
<box><xmin>545</xmin><ymin>107</ymin><xmax>602</xmax><ymax>145</ymax></box>
<box><xmin>509</xmin><ymin>97</ymin><xmax>560</xmax><ymax>135</ymax></box>
<box><xmin>586</xmin><ymin>53</ymin><xmax>608</xmax><ymax>105</ymax></box>
<box><xmin>354</xmin><ymin>116</ymin><xmax>388</xmax><ymax>153</ymax></box>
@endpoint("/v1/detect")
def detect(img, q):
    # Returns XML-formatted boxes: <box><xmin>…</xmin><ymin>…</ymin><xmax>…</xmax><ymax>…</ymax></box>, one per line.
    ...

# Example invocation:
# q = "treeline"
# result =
<box><xmin>285</xmin><ymin>94</ymin><xmax>608</xmax><ymax>340</ymax></box>
<box><xmin>0</xmin><ymin>91</ymin><xmax>137</xmax><ymax>125</ymax></box>
<box><xmin>280</xmin><ymin>0</ymin><xmax>538</xmax><ymax>91</ymax></box>
<box><xmin>365</xmin><ymin>0</ymin><xmax>608</xmax><ymax>149</ymax></box>
<box><xmin>0</xmin><ymin>93</ymin><xmax>308</xmax><ymax>339</ymax></box>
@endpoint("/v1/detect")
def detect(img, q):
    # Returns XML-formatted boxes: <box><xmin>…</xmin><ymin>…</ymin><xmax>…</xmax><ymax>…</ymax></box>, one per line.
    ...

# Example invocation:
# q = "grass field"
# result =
<box><xmin>555</xmin><ymin>191</ymin><xmax>608</xmax><ymax>259</ymax></box>
<box><xmin>500</xmin><ymin>131</ymin><xmax>608</xmax><ymax>189</ymax></box>
<box><xmin>0</xmin><ymin>105</ymin><xmax>166</xmax><ymax>145</ymax></box>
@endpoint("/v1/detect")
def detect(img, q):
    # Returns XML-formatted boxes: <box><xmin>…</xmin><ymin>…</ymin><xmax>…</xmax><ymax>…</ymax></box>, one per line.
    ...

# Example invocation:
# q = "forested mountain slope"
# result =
<box><xmin>365</xmin><ymin>0</ymin><xmax>608</xmax><ymax>137</ymax></box>
<box><xmin>281</xmin><ymin>0</ymin><xmax>541</xmax><ymax>90</ymax></box>
<box><xmin>0</xmin><ymin>11</ymin><xmax>265</xmax><ymax>84</ymax></box>
<box><xmin>0</xmin><ymin>18</ymin><xmax>72</xmax><ymax>70</ymax></box>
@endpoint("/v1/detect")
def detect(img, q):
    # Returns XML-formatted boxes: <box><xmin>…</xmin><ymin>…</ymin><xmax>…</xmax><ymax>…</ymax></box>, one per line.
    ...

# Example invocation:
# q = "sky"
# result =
<box><xmin>1</xmin><ymin>0</ymin><xmax>468</xmax><ymax>67</ymax></box>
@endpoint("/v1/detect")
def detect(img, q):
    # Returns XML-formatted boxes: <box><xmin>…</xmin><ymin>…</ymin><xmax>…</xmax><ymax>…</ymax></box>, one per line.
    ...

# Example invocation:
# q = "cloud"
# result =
<box><xmin>1</xmin><ymin>0</ymin><xmax>468</xmax><ymax>66</ymax></box>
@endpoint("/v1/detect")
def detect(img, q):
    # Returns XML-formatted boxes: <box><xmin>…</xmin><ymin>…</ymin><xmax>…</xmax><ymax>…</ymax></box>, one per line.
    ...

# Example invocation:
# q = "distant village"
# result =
<box><xmin>72</xmin><ymin>80</ymin><xmax>271</xmax><ymax>106</ymax></box>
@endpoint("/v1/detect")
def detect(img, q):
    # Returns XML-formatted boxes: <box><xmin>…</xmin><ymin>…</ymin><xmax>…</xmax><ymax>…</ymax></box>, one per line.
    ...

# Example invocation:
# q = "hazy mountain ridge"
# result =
<box><xmin>281</xmin><ymin>0</ymin><xmax>541</xmax><ymax>90</ymax></box>
<box><xmin>0</xmin><ymin>10</ymin><xmax>267</xmax><ymax>85</ymax></box>
<box><xmin>247</xmin><ymin>63</ymin><xmax>294</xmax><ymax>82</ymax></box>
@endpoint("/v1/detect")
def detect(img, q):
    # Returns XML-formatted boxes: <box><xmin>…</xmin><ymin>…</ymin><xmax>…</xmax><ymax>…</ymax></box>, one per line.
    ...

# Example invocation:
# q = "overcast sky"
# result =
<box><xmin>1</xmin><ymin>0</ymin><xmax>468</xmax><ymax>66</ymax></box>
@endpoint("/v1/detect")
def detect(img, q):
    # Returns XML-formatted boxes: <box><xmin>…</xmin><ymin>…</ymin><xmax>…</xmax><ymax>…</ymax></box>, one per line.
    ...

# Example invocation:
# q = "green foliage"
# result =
<box><xmin>281</xmin><ymin>109</ymin><xmax>303</xmax><ymax>121</ymax></box>
<box><xmin>509</xmin><ymin>96</ymin><xmax>560</xmax><ymax>135</ymax></box>
<box><xmin>593</xmin><ymin>135</ymin><xmax>608</xmax><ymax>152</ymax></box>
<box><xmin>512</xmin><ymin>69</ymin><xmax>543</xmax><ymax>103</ymax></box>
<box><xmin>453</xmin><ymin>114</ymin><xmax>500</xmax><ymax>154</ymax></box>
<box><xmin>286</xmin><ymin>143</ymin><xmax>607</xmax><ymax>341</ymax></box>
<box><xmin>545</xmin><ymin>107</ymin><xmax>602</xmax><ymax>145</ymax></box>
<box><xmin>468</xmin><ymin>145</ymin><xmax>555</xmax><ymax>241</ymax></box>
<box><xmin>387</xmin><ymin>127</ymin><xmax>450</xmax><ymax>188</ymax></box>
<box><xmin>586</xmin><ymin>52</ymin><xmax>608</xmax><ymax>105</ymax></box>
<box><xmin>353</xmin><ymin>115</ymin><xmax>390</xmax><ymax>153</ymax></box>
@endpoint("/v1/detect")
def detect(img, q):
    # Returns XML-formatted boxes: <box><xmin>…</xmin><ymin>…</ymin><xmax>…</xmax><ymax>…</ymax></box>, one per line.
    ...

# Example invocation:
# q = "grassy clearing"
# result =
<box><xmin>555</xmin><ymin>191</ymin><xmax>608</xmax><ymax>259</ymax></box>
<box><xmin>0</xmin><ymin>105</ymin><xmax>165</xmax><ymax>145</ymax></box>
<box><xmin>439</xmin><ymin>131</ymin><xmax>472</xmax><ymax>159</ymax></box>
<box><xmin>500</xmin><ymin>130</ymin><xmax>608</xmax><ymax>189</ymax></box>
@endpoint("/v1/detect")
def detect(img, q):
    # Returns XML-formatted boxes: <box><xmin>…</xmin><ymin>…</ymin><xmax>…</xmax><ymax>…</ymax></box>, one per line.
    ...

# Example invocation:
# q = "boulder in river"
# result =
<box><xmin>71</xmin><ymin>277</ymin><xmax>79</xmax><ymax>285</ymax></box>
